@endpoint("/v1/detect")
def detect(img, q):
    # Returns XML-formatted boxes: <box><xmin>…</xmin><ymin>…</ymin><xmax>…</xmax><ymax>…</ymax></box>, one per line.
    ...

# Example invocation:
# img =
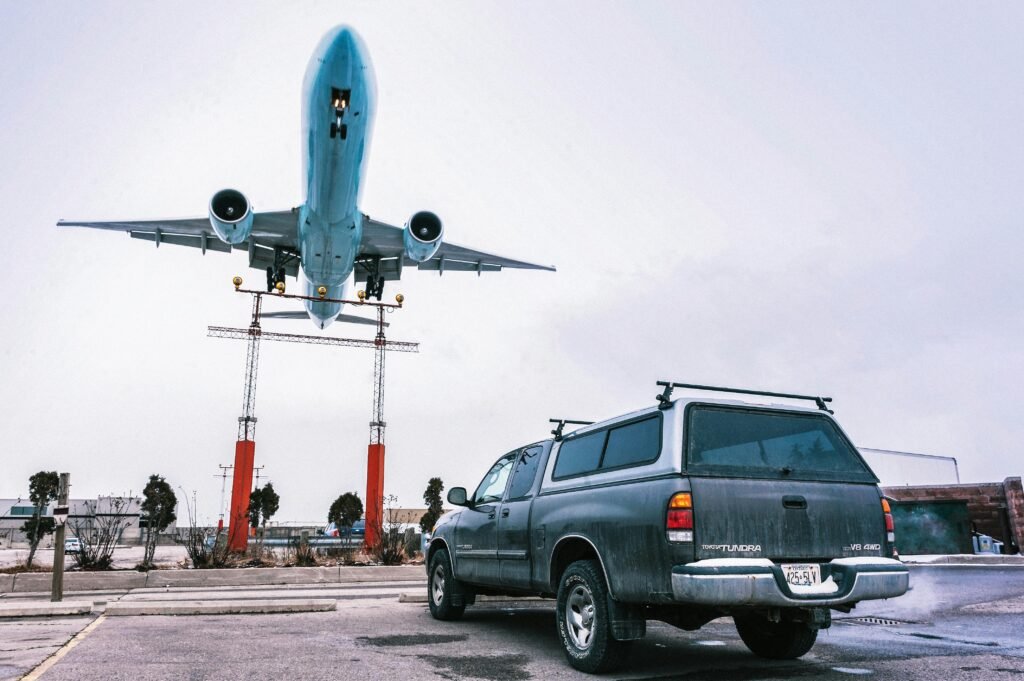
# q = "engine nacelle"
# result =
<box><xmin>403</xmin><ymin>211</ymin><xmax>443</xmax><ymax>263</ymax></box>
<box><xmin>208</xmin><ymin>189</ymin><xmax>253</xmax><ymax>245</ymax></box>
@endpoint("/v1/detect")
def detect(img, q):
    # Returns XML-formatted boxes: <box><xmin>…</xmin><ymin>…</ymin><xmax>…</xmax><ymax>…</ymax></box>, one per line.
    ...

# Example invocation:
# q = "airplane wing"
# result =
<box><xmin>357</xmin><ymin>215</ymin><xmax>556</xmax><ymax>282</ymax></box>
<box><xmin>57</xmin><ymin>210</ymin><xmax>302</xmax><ymax>277</ymax></box>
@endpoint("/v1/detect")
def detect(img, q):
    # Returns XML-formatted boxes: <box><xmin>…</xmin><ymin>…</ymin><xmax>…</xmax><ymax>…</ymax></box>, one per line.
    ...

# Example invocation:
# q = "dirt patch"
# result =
<box><xmin>960</xmin><ymin>595</ymin><xmax>1024</xmax><ymax>615</ymax></box>
<box><xmin>0</xmin><ymin>565</ymin><xmax>49</xmax><ymax>574</ymax></box>
<box><xmin>417</xmin><ymin>653</ymin><xmax>531</xmax><ymax>681</ymax></box>
<box><xmin>357</xmin><ymin>633</ymin><xmax>469</xmax><ymax>647</ymax></box>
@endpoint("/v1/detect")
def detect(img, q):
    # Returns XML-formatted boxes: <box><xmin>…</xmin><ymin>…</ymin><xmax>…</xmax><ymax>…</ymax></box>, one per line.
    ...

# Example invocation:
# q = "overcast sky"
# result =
<box><xmin>1</xmin><ymin>2</ymin><xmax>1021</xmax><ymax>524</ymax></box>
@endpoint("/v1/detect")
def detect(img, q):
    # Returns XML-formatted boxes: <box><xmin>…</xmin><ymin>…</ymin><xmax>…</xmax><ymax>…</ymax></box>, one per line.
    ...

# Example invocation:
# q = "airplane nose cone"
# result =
<box><xmin>326</xmin><ymin>26</ymin><xmax>361</xmax><ymax>58</ymax></box>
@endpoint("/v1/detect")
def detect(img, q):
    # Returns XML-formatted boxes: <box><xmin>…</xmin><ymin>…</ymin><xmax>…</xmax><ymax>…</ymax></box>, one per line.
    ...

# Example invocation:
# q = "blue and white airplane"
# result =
<box><xmin>59</xmin><ymin>26</ymin><xmax>554</xmax><ymax>329</ymax></box>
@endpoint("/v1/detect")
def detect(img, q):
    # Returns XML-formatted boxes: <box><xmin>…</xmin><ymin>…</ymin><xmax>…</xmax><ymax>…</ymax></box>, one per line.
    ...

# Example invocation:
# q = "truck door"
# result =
<box><xmin>455</xmin><ymin>452</ymin><xmax>516</xmax><ymax>584</ymax></box>
<box><xmin>498</xmin><ymin>445</ymin><xmax>545</xmax><ymax>589</ymax></box>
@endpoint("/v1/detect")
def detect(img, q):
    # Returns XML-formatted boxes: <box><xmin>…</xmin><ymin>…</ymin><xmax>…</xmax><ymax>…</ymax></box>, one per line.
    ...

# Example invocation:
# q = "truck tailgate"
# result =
<box><xmin>690</xmin><ymin>477</ymin><xmax>885</xmax><ymax>560</ymax></box>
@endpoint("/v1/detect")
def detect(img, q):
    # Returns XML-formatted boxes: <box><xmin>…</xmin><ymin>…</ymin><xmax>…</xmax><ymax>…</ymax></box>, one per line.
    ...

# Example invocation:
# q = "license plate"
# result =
<box><xmin>781</xmin><ymin>564</ymin><xmax>821</xmax><ymax>587</ymax></box>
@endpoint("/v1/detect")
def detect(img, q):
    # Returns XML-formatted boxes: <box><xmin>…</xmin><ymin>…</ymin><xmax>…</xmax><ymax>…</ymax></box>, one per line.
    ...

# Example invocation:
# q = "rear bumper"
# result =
<box><xmin>671</xmin><ymin>557</ymin><xmax>909</xmax><ymax>607</ymax></box>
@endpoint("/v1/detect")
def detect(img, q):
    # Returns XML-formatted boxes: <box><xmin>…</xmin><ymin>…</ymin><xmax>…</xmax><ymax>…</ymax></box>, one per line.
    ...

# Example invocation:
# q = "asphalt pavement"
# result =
<box><xmin>1</xmin><ymin>565</ymin><xmax>1022</xmax><ymax>680</ymax></box>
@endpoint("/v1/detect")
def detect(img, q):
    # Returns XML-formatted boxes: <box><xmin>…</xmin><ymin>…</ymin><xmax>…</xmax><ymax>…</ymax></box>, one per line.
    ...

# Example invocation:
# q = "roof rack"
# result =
<box><xmin>655</xmin><ymin>381</ymin><xmax>834</xmax><ymax>414</ymax></box>
<box><xmin>549</xmin><ymin>418</ymin><xmax>595</xmax><ymax>441</ymax></box>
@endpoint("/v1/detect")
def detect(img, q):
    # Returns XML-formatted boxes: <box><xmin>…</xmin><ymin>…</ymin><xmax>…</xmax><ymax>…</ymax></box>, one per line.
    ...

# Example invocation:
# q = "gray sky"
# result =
<box><xmin>2</xmin><ymin>2</ymin><xmax>1021</xmax><ymax>523</ymax></box>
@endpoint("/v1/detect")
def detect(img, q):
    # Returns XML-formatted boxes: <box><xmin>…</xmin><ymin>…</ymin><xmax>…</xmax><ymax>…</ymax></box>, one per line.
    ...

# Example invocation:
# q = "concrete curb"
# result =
<box><xmin>104</xmin><ymin>598</ymin><xmax>337</xmax><ymax>616</ymax></box>
<box><xmin>0</xmin><ymin>600</ymin><xmax>94</xmax><ymax>618</ymax></box>
<box><xmin>12</xmin><ymin>571</ymin><xmax>147</xmax><ymax>593</ymax></box>
<box><xmin>399</xmin><ymin>593</ymin><xmax>546</xmax><ymax>604</ymax></box>
<box><xmin>0</xmin><ymin>565</ymin><xmax>426</xmax><ymax>594</ymax></box>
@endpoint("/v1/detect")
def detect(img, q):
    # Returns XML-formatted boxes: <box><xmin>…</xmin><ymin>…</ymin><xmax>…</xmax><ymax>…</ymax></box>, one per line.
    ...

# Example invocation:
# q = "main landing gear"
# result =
<box><xmin>266</xmin><ymin>266</ymin><xmax>286</xmax><ymax>292</ymax></box>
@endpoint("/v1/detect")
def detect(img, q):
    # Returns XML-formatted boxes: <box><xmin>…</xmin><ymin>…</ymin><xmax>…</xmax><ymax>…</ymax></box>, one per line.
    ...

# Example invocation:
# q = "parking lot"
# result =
<box><xmin>1</xmin><ymin>565</ymin><xmax>1022</xmax><ymax>680</ymax></box>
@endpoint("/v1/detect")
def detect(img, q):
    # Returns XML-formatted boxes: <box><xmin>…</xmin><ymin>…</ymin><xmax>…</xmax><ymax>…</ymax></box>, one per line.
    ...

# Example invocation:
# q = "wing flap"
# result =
<box><xmin>358</xmin><ymin>214</ymin><xmax>555</xmax><ymax>277</ymax></box>
<box><xmin>417</xmin><ymin>259</ymin><xmax>501</xmax><ymax>274</ymax></box>
<box><xmin>130</xmin><ymin>231</ymin><xmax>232</xmax><ymax>253</ymax></box>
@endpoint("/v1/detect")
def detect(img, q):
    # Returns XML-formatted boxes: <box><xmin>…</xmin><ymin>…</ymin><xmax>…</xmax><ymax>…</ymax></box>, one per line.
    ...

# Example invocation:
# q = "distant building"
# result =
<box><xmin>0</xmin><ymin>496</ymin><xmax>172</xmax><ymax>547</ymax></box>
<box><xmin>859</xmin><ymin>447</ymin><xmax>960</xmax><ymax>486</ymax></box>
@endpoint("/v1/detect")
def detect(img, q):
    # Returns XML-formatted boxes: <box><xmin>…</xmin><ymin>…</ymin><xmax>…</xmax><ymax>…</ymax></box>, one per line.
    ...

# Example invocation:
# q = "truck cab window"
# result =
<box><xmin>473</xmin><ymin>453</ymin><xmax>516</xmax><ymax>504</ymax></box>
<box><xmin>506</xmin><ymin>446</ymin><xmax>543</xmax><ymax>500</ymax></box>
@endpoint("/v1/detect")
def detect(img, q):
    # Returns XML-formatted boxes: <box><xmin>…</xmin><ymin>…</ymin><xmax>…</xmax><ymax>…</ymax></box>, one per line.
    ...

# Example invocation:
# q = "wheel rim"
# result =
<box><xmin>431</xmin><ymin>564</ymin><xmax>446</xmax><ymax>606</ymax></box>
<box><xmin>565</xmin><ymin>583</ymin><xmax>596</xmax><ymax>649</ymax></box>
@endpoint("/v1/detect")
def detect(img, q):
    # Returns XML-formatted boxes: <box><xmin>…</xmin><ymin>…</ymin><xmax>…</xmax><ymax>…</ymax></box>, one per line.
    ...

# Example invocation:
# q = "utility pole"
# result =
<box><xmin>50</xmin><ymin>473</ymin><xmax>70</xmax><ymax>602</ymax></box>
<box><xmin>215</xmin><ymin>465</ymin><xmax>233</xmax><ymax>532</ymax></box>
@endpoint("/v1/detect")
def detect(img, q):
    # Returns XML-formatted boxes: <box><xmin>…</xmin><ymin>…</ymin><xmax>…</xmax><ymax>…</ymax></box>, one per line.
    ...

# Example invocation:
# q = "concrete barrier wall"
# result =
<box><xmin>884</xmin><ymin>477</ymin><xmax>1023</xmax><ymax>553</ymax></box>
<box><xmin>0</xmin><ymin>564</ymin><xmax>425</xmax><ymax>594</ymax></box>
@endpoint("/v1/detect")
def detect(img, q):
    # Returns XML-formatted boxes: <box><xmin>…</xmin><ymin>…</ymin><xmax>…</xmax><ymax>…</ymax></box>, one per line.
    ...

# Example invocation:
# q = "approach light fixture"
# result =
<box><xmin>317</xmin><ymin>285</ymin><xmax>327</xmax><ymax>298</ymax></box>
<box><xmin>275</xmin><ymin>281</ymin><xmax>286</xmax><ymax>293</ymax></box>
<box><xmin>395</xmin><ymin>293</ymin><xmax>405</xmax><ymax>304</ymax></box>
<box><xmin>232</xmin><ymin>276</ymin><xmax>243</xmax><ymax>289</ymax></box>
<box><xmin>357</xmin><ymin>289</ymin><xmax>367</xmax><ymax>301</ymax></box>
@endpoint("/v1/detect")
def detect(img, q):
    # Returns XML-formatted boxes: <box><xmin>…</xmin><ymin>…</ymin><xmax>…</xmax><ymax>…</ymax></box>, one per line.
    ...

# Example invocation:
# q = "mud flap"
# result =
<box><xmin>450</xmin><ymin>582</ymin><xmax>475</xmax><ymax>608</ymax></box>
<box><xmin>607</xmin><ymin>597</ymin><xmax>646</xmax><ymax>641</ymax></box>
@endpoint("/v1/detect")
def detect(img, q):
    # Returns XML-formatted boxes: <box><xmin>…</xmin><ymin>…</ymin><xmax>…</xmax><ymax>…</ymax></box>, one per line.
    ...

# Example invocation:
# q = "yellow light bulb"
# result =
<box><xmin>395</xmin><ymin>293</ymin><xmax>405</xmax><ymax>304</ymax></box>
<box><xmin>232</xmin><ymin>276</ymin><xmax>243</xmax><ymax>289</ymax></box>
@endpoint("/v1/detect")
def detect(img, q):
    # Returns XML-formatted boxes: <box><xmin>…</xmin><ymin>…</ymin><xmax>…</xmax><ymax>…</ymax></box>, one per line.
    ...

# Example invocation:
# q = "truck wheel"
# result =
<box><xmin>427</xmin><ymin>548</ymin><xmax>465</xmax><ymax>621</ymax></box>
<box><xmin>556</xmin><ymin>559</ymin><xmax>630</xmax><ymax>673</ymax></box>
<box><xmin>734</xmin><ymin>613</ymin><xmax>817</xmax><ymax>659</ymax></box>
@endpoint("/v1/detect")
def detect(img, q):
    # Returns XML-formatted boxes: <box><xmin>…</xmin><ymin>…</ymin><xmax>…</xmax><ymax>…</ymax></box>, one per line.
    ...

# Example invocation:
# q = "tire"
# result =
<box><xmin>734</xmin><ymin>613</ymin><xmax>818</xmax><ymax>659</ymax></box>
<box><xmin>555</xmin><ymin>559</ymin><xmax>631</xmax><ymax>673</ymax></box>
<box><xmin>427</xmin><ymin>548</ymin><xmax>465</xmax><ymax>621</ymax></box>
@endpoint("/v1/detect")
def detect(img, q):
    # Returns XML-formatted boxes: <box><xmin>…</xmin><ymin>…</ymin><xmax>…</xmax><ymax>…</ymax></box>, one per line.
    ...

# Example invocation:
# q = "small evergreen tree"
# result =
<box><xmin>140</xmin><ymin>475</ymin><xmax>177</xmax><ymax>570</ymax></box>
<box><xmin>420</xmin><ymin>477</ymin><xmax>445</xmax><ymax>533</ymax></box>
<box><xmin>247</xmin><ymin>482</ymin><xmax>279</xmax><ymax>552</ymax></box>
<box><xmin>328</xmin><ymin>493</ymin><xmax>363</xmax><ymax>544</ymax></box>
<box><xmin>22</xmin><ymin>471</ymin><xmax>59</xmax><ymax>568</ymax></box>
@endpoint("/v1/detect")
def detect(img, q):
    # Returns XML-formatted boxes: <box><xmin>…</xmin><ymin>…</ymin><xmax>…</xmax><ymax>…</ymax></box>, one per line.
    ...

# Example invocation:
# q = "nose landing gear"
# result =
<box><xmin>329</xmin><ymin>87</ymin><xmax>351</xmax><ymax>140</ymax></box>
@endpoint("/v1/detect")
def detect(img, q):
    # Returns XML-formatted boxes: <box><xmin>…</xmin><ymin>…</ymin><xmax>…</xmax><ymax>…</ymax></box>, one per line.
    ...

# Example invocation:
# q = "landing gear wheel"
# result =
<box><xmin>340</xmin><ymin>123</ymin><xmax>348</xmax><ymax>140</ymax></box>
<box><xmin>427</xmin><ymin>549</ymin><xmax>466</xmax><ymax>621</ymax></box>
<box><xmin>734</xmin><ymin>613</ymin><xmax>818</xmax><ymax>659</ymax></box>
<box><xmin>555</xmin><ymin>559</ymin><xmax>630</xmax><ymax>673</ymax></box>
<box><xmin>330</xmin><ymin>122</ymin><xmax>338</xmax><ymax>138</ymax></box>
<box><xmin>265</xmin><ymin>266</ymin><xmax>275</xmax><ymax>292</ymax></box>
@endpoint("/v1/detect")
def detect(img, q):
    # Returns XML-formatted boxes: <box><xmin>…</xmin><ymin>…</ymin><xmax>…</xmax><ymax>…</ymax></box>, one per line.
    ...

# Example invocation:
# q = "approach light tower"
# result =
<box><xmin>210</xmin><ymin>280</ymin><xmax>417</xmax><ymax>552</ymax></box>
<box><xmin>364</xmin><ymin>291</ymin><xmax>404</xmax><ymax>547</ymax></box>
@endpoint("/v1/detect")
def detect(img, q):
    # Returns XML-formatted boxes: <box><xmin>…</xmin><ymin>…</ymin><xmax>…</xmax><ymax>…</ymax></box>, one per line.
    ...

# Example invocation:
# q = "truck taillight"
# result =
<box><xmin>667</xmin><ymin>492</ymin><xmax>693</xmax><ymax>543</ymax></box>
<box><xmin>882</xmin><ymin>498</ymin><xmax>895</xmax><ymax>544</ymax></box>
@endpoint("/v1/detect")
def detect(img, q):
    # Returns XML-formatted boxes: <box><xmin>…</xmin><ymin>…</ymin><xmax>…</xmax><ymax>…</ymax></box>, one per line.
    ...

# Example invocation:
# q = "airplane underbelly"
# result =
<box><xmin>299</xmin><ymin>215</ymin><xmax>361</xmax><ymax>287</ymax></box>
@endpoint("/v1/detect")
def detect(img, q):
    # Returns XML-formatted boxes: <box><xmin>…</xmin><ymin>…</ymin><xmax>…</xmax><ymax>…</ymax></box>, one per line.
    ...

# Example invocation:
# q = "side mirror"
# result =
<box><xmin>447</xmin><ymin>487</ymin><xmax>468</xmax><ymax>506</ymax></box>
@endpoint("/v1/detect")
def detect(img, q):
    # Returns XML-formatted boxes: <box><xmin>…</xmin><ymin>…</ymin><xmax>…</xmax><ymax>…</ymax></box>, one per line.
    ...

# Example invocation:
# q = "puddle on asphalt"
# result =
<box><xmin>357</xmin><ymin>633</ymin><xmax>469</xmax><ymax>647</ymax></box>
<box><xmin>417</xmin><ymin>653</ymin><xmax>531</xmax><ymax>681</ymax></box>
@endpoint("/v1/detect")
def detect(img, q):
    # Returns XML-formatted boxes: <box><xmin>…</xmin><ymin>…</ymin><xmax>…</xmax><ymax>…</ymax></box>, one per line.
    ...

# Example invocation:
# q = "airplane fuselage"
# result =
<box><xmin>298</xmin><ymin>26</ymin><xmax>376</xmax><ymax>327</ymax></box>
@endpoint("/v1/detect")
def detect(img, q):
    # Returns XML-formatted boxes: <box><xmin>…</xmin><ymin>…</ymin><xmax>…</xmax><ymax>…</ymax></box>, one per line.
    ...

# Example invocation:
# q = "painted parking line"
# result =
<box><xmin>21</xmin><ymin>614</ymin><xmax>106</xmax><ymax>681</ymax></box>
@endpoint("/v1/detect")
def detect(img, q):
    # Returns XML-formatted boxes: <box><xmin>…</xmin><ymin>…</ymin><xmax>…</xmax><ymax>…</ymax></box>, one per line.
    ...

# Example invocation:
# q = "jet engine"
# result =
<box><xmin>208</xmin><ymin>189</ymin><xmax>253</xmax><ymax>245</ymax></box>
<box><xmin>403</xmin><ymin>211</ymin><xmax>443</xmax><ymax>262</ymax></box>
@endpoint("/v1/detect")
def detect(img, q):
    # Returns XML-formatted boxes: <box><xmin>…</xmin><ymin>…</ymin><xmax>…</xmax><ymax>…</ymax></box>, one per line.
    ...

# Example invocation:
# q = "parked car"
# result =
<box><xmin>63</xmin><ymin>537</ymin><xmax>81</xmax><ymax>554</ymax></box>
<box><xmin>426</xmin><ymin>382</ymin><xmax>909</xmax><ymax>673</ymax></box>
<box><xmin>324</xmin><ymin>519</ymin><xmax>365</xmax><ymax>538</ymax></box>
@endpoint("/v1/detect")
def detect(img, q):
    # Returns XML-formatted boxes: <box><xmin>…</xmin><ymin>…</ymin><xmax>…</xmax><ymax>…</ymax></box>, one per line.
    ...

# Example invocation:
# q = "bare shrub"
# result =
<box><xmin>69</xmin><ymin>496</ymin><xmax>135</xmax><ymax>570</ymax></box>
<box><xmin>367</xmin><ymin>495</ymin><xmax>405</xmax><ymax>565</ymax></box>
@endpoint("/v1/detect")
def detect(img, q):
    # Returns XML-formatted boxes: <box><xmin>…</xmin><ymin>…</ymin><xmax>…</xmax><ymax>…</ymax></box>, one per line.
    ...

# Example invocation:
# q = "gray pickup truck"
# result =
<box><xmin>426</xmin><ymin>382</ymin><xmax>909</xmax><ymax>673</ymax></box>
